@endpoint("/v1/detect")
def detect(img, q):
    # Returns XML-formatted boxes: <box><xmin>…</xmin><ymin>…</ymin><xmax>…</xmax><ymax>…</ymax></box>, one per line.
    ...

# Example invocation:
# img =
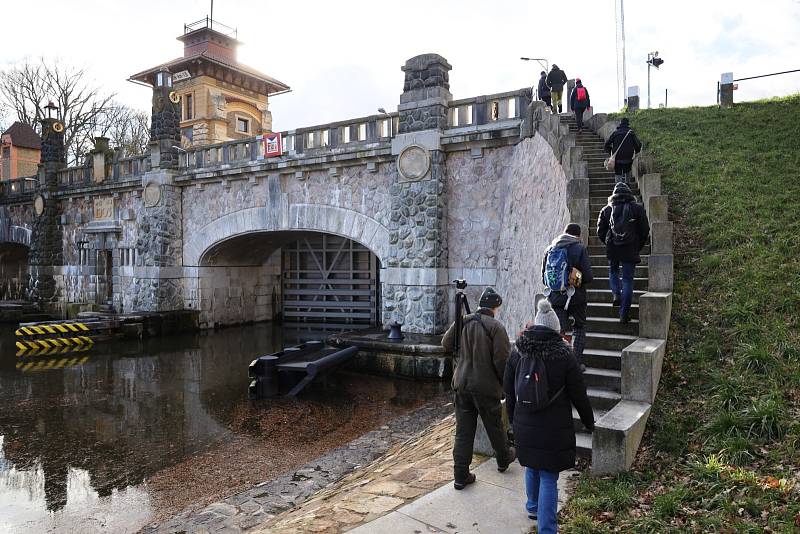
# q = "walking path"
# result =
<box><xmin>254</xmin><ymin>415</ymin><xmax>579</xmax><ymax>534</ymax></box>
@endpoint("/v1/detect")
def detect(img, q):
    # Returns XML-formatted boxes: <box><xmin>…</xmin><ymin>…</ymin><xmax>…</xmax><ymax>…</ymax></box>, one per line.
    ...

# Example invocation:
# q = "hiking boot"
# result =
<box><xmin>497</xmin><ymin>446</ymin><xmax>517</xmax><ymax>472</ymax></box>
<box><xmin>454</xmin><ymin>472</ymin><xmax>476</xmax><ymax>490</ymax></box>
<box><xmin>612</xmin><ymin>294</ymin><xmax>621</xmax><ymax>307</ymax></box>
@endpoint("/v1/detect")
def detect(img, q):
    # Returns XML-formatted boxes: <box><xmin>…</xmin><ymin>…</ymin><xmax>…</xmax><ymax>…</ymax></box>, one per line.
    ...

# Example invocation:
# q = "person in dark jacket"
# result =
<box><xmin>442</xmin><ymin>287</ymin><xmax>515</xmax><ymax>490</ymax></box>
<box><xmin>569</xmin><ymin>78</ymin><xmax>591</xmax><ymax>132</ymax></box>
<box><xmin>546</xmin><ymin>64</ymin><xmax>568</xmax><ymax>113</ymax></box>
<box><xmin>541</xmin><ymin>223</ymin><xmax>593</xmax><ymax>370</ymax></box>
<box><xmin>503</xmin><ymin>299</ymin><xmax>594</xmax><ymax>532</ymax></box>
<box><xmin>537</xmin><ymin>71</ymin><xmax>551</xmax><ymax>108</ymax></box>
<box><xmin>603</xmin><ymin>117</ymin><xmax>643</xmax><ymax>183</ymax></box>
<box><xmin>597</xmin><ymin>182</ymin><xmax>651</xmax><ymax>323</ymax></box>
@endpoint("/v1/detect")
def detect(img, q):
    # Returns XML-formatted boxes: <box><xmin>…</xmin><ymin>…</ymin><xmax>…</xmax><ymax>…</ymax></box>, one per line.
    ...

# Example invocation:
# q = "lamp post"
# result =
<box><xmin>646</xmin><ymin>51</ymin><xmax>664</xmax><ymax>109</ymax></box>
<box><xmin>521</xmin><ymin>57</ymin><xmax>549</xmax><ymax>99</ymax></box>
<box><xmin>44</xmin><ymin>100</ymin><xmax>59</xmax><ymax>120</ymax></box>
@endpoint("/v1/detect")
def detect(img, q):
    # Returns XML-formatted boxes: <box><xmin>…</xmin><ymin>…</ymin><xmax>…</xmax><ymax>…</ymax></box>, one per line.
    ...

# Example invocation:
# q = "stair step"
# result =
<box><xmin>576</xmin><ymin>431</ymin><xmax>592</xmax><ymax>456</ymax></box>
<box><xmin>590</xmin><ymin>254</ymin><xmax>649</xmax><ymax>266</ymax></box>
<box><xmin>588</xmin><ymin>245</ymin><xmax>651</xmax><ymax>255</ymax></box>
<box><xmin>573</xmin><ymin>407</ymin><xmax>607</xmax><ymax>432</ymax></box>
<box><xmin>583</xmin><ymin>348</ymin><xmax>622</xmax><ymax>369</ymax></box>
<box><xmin>588</xmin><ymin>235</ymin><xmax>647</xmax><ymax>246</ymax></box>
<box><xmin>583</xmin><ymin>331</ymin><xmax>639</xmax><ymax>351</ymax></box>
<box><xmin>594</xmin><ymin>277</ymin><xmax>649</xmax><ymax>290</ymax></box>
<box><xmin>586</xmin><ymin>387</ymin><xmax>621</xmax><ymax>410</ymax></box>
<box><xmin>588</xmin><ymin>288</ymin><xmax>646</xmax><ymax>304</ymax></box>
<box><xmin>582</xmin><ymin>367</ymin><xmax>622</xmax><ymax>391</ymax></box>
<box><xmin>586</xmin><ymin>316</ymin><xmax>640</xmax><ymax>336</ymax></box>
<box><xmin>587</xmin><ymin>302</ymin><xmax>640</xmax><ymax>319</ymax></box>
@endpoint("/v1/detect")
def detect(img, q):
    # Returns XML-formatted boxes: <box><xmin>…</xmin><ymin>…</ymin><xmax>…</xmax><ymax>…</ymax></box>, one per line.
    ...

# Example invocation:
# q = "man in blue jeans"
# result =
<box><xmin>597</xmin><ymin>182</ymin><xmax>650</xmax><ymax>322</ymax></box>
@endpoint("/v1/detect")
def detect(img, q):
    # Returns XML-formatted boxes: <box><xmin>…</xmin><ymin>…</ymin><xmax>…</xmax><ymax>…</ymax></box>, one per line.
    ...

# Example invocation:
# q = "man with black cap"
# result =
<box><xmin>537</xmin><ymin>71</ymin><xmax>551</xmax><ymax>109</ymax></box>
<box><xmin>442</xmin><ymin>287</ymin><xmax>515</xmax><ymax>490</ymax></box>
<box><xmin>597</xmin><ymin>182</ymin><xmax>650</xmax><ymax>323</ymax></box>
<box><xmin>541</xmin><ymin>223</ymin><xmax>593</xmax><ymax>371</ymax></box>
<box><xmin>604</xmin><ymin>117</ymin><xmax>643</xmax><ymax>183</ymax></box>
<box><xmin>546</xmin><ymin>64</ymin><xmax>568</xmax><ymax>113</ymax></box>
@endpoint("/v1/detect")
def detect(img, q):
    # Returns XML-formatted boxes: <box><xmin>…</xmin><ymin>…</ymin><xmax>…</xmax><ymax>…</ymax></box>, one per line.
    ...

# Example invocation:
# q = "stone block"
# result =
<box><xmin>474</xmin><ymin>399</ymin><xmax>510</xmax><ymax>456</ymax></box>
<box><xmin>622</xmin><ymin>338</ymin><xmax>666</xmax><ymax>403</ymax></box>
<box><xmin>647</xmin><ymin>254</ymin><xmax>673</xmax><ymax>292</ymax></box>
<box><xmin>639</xmin><ymin>291</ymin><xmax>672</xmax><ymax>340</ymax></box>
<box><xmin>650</xmin><ymin>221</ymin><xmax>673</xmax><ymax>254</ymax></box>
<box><xmin>638</xmin><ymin>173</ymin><xmax>661</xmax><ymax>208</ymax></box>
<box><xmin>592</xmin><ymin>400</ymin><xmax>652</xmax><ymax>474</ymax></box>
<box><xmin>647</xmin><ymin>195</ymin><xmax>669</xmax><ymax>223</ymax></box>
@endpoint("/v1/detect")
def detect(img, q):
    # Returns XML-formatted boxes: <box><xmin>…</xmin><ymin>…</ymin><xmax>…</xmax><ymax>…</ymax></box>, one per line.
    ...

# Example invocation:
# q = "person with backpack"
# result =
<box><xmin>537</xmin><ymin>71</ymin><xmax>552</xmax><ymax>108</ymax></box>
<box><xmin>569</xmin><ymin>78</ymin><xmax>591</xmax><ymax>133</ymax></box>
<box><xmin>597</xmin><ymin>182</ymin><xmax>651</xmax><ymax>323</ymax></box>
<box><xmin>603</xmin><ymin>118</ymin><xmax>643</xmax><ymax>183</ymax></box>
<box><xmin>503</xmin><ymin>299</ymin><xmax>595</xmax><ymax>532</ymax></box>
<box><xmin>546</xmin><ymin>64</ymin><xmax>568</xmax><ymax>113</ymax></box>
<box><xmin>441</xmin><ymin>287</ymin><xmax>516</xmax><ymax>490</ymax></box>
<box><xmin>541</xmin><ymin>223</ymin><xmax>593</xmax><ymax>371</ymax></box>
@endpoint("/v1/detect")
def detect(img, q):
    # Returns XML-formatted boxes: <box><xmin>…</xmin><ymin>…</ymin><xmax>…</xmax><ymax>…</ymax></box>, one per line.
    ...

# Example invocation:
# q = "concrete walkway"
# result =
<box><xmin>348</xmin><ymin>461</ymin><xmax>577</xmax><ymax>534</ymax></box>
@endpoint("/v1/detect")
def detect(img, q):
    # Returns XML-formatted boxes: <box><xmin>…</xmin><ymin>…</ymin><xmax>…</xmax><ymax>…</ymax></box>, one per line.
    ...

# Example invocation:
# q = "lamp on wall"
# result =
<box><xmin>44</xmin><ymin>100</ymin><xmax>59</xmax><ymax>120</ymax></box>
<box><xmin>155</xmin><ymin>67</ymin><xmax>173</xmax><ymax>88</ymax></box>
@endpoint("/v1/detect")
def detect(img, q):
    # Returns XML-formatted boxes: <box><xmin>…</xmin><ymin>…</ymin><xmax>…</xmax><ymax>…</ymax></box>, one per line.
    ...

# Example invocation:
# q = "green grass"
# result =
<box><xmin>560</xmin><ymin>95</ymin><xmax>800</xmax><ymax>533</ymax></box>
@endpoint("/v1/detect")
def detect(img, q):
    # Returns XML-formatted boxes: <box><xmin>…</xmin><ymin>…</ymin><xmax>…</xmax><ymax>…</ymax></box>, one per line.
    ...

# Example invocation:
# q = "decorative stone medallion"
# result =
<box><xmin>33</xmin><ymin>195</ymin><xmax>45</xmax><ymax>217</ymax></box>
<box><xmin>397</xmin><ymin>145</ymin><xmax>431</xmax><ymax>182</ymax></box>
<box><xmin>143</xmin><ymin>182</ymin><xmax>162</xmax><ymax>208</ymax></box>
<box><xmin>93</xmin><ymin>197</ymin><xmax>114</xmax><ymax>221</ymax></box>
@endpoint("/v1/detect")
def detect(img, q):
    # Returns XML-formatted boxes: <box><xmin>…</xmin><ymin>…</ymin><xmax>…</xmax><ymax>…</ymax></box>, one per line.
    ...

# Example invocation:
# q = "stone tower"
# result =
<box><xmin>150</xmin><ymin>68</ymin><xmax>181</xmax><ymax>169</ymax></box>
<box><xmin>384</xmin><ymin>54</ymin><xmax>452</xmax><ymax>334</ymax></box>
<box><xmin>28</xmin><ymin>113</ymin><xmax>66</xmax><ymax>304</ymax></box>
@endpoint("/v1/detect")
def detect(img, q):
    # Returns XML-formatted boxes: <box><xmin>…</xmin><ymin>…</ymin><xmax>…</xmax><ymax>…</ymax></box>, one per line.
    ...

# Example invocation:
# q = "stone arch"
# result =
<box><xmin>184</xmin><ymin>204</ymin><xmax>390</xmax><ymax>268</ymax></box>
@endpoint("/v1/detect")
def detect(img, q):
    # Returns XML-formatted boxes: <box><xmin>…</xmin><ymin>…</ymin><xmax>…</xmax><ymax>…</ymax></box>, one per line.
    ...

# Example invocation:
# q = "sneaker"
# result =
<box><xmin>612</xmin><ymin>295</ymin><xmax>621</xmax><ymax>307</ymax></box>
<box><xmin>580</xmin><ymin>363</ymin><xmax>587</xmax><ymax>373</ymax></box>
<box><xmin>528</xmin><ymin>512</ymin><xmax>538</xmax><ymax>520</ymax></box>
<box><xmin>497</xmin><ymin>446</ymin><xmax>517</xmax><ymax>472</ymax></box>
<box><xmin>454</xmin><ymin>472</ymin><xmax>476</xmax><ymax>490</ymax></box>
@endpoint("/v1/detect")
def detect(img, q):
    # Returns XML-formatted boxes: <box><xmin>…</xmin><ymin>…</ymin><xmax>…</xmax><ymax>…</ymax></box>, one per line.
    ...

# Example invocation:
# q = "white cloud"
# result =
<box><xmin>2</xmin><ymin>0</ymin><xmax>798</xmax><ymax>131</ymax></box>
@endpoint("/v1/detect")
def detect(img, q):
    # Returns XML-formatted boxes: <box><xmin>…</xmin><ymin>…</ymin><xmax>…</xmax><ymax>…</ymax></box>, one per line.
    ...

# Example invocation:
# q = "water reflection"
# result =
<box><xmin>0</xmin><ymin>323</ymin><xmax>445</xmax><ymax>533</ymax></box>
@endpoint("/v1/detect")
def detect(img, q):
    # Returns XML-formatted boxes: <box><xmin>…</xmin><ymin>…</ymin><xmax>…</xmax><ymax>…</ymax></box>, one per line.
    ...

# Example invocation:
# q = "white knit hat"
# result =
<box><xmin>534</xmin><ymin>299</ymin><xmax>561</xmax><ymax>332</ymax></box>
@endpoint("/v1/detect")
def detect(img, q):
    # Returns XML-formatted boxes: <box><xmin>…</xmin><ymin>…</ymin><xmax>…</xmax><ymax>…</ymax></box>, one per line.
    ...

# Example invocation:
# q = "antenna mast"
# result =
<box><xmin>615</xmin><ymin>0</ymin><xmax>628</xmax><ymax>108</ymax></box>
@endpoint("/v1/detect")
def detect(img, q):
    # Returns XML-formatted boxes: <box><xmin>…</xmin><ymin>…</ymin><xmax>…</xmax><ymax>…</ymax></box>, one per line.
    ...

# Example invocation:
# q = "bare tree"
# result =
<box><xmin>0</xmin><ymin>58</ymin><xmax>148</xmax><ymax>164</ymax></box>
<box><xmin>96</xmin><ymin>105</ymin><xmax>150</xmax><ymax>158</ymax></box>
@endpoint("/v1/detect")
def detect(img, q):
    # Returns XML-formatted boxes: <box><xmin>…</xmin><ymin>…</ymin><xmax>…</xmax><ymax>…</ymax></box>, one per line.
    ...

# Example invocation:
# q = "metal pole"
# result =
<box><xmin>647</xmin><ymin>61</ymin><xmax>651</xmax><ymax>109</ymax></box>
<box><xmin>621</xmin><ymin>0</ymin><xmax>627</xmax><ymax>105</ymax></box>
<box><xmin>665</xmin><ymin>88</ymin><xmax>668</xmax><ymax>108</ymax></box>
<box><xmin>210</xmin><ymin>0</ymin><xmax>214</xmax><ymax>26</ymax></box>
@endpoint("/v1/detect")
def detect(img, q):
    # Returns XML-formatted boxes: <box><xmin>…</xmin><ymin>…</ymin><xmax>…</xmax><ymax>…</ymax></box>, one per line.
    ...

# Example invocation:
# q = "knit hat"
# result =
<box><xmin>575</xmin><ymin>77</ymin><xmax>581</xmax><ymax>83</ymax></box>
<box><xmin>613</xmin><ymin>182</ymin><xmax>632</xmax><ymax>196</ymax></box>
<box><xmin>534</xmin><ymin>299</ymin><xmax>561</xmax><ymax>332</ymax></box>
<box><xmin>479</xmin><ymin>287</ymin><xmax>503</xmax><ymax>308</ymax></box>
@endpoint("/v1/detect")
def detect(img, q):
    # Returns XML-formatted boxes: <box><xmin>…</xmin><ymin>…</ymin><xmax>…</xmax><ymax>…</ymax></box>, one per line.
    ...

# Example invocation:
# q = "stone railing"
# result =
<box><xmin>54</xmin><ymin>154</ymin><xmax>151</xmax><ymax>189</ymax></box>
<box><xmin>447</xmin><ymin>88</ymin><xmax>532</xmax><ymax>128</ymax></box>
<box><xmin>585</xmin><ymin>113</ymin><xmax>674</xmax><ymax>474</ymax></box>
<box><xmin>0</xmin><ymin>176</ymin><xmax>38</xmax><ymax>199</ymax></box>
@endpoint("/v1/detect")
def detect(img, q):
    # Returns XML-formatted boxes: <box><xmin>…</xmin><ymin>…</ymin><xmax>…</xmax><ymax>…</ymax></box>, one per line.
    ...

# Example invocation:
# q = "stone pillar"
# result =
<box><xmin>383</xmin><ymin>54</ymin><xmax>452</xmax><ymax>334</ymax></box>
<box><xmin>28</xmin><ymin>117</ymin><xmax>66</xmax><ymax>306</ymax></box>
<box><xmin>627</xmin><ymin>86</ymin><xmax>640</xmax><ymax>112</ymax></box>
<box><xmin>129</xmin><ymin>69</ymin><xmax>184</xmax><ymax>312</ymax></box>
<box><xmin>720</xmin><ymin>72</ymin><xmax>734</xmax><ymax>108</ymax></box>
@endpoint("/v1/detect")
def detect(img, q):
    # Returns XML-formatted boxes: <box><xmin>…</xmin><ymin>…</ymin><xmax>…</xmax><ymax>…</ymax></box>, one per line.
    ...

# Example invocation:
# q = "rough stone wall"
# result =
<box><xmin>494</xmin><ymin>134</ymin><xmax>570</xmax><ymax>336</ymax></box>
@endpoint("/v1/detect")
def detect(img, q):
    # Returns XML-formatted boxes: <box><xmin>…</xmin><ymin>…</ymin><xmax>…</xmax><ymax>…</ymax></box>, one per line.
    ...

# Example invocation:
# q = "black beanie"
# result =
<box><xmin>565</xmin><ymin>223</ymin><xmax>581</xmax><ymax>237</ymax></box>
<box><xmin>479</xmin><ymin>287</ymin><xmax>502</xmax><ymax>308</ymax></box>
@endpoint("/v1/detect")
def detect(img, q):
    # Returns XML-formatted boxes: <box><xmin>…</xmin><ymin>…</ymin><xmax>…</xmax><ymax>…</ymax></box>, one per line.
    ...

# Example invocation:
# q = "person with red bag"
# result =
<box><xmin>569</xmin><ymin>78</ymin><xmax>591</xmax><ymax>133</ymax></box>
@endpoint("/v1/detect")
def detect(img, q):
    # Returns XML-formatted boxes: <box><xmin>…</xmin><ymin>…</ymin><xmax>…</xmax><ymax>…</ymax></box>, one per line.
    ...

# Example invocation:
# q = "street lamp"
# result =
<box><xmin>646</xmin><ymin>51</ymin><xmax>664</xmax><ymax>109</ymax></box>
<box><xmin>521</xmin><ymin>57</ymin><xmax>549</xmax><ymax>101</ymax></box>
<box><xmin>44</xmin><ymin>100</ymin><xmax>59</xmax><ymax>120</ymax></box>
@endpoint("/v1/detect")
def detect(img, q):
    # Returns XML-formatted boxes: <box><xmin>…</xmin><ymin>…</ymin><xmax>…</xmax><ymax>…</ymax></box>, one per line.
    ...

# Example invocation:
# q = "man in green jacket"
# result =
<box><xmin>442</xmin><ymin>287</ymin><xmax>516</xmax><ymax>490</ymax></box>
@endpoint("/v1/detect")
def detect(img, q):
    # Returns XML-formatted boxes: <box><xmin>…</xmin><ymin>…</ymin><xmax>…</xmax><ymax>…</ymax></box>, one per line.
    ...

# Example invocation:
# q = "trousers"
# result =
<box><xmin>453</xmin><ymin>391</ymin><xmax>512</xmax><ymax>482</ymax></box>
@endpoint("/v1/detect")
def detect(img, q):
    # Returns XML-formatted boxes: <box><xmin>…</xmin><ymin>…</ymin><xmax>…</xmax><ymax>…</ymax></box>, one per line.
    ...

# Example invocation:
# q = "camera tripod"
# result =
<box><xmin>452</xmin><ymin>279</ymin><xmax>471</xmax><ymax>354</ymax></box>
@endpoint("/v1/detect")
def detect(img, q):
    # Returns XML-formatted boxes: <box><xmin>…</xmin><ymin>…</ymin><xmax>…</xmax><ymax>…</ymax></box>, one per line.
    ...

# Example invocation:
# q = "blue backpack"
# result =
<box><xmin>543</xmin><ymin>246</ymin><xmax>570</xmax><ymax>292</ymax></box>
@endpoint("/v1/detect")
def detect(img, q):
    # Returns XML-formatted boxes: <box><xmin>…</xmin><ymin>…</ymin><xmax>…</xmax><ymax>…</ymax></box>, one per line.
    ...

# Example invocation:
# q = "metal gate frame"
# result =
<box><xmin>281</xmin><ymin>234</ymin><xmax>379</xmax><ymax>330</ymax></box>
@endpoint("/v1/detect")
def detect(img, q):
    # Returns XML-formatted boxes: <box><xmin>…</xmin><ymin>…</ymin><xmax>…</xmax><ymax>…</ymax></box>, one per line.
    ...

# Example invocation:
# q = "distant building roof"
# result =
<box><xmin>1</xmin><ymin>122</ymin><xmax>41</xmax><ymax>150</ymax></box>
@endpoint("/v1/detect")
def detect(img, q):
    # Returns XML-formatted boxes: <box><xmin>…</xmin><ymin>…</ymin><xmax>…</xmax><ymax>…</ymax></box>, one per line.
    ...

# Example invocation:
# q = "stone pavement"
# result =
<box><xmin>255</xmin><ymin>415</ymin><xmax>579</xmax><ymax>534</ymax></box>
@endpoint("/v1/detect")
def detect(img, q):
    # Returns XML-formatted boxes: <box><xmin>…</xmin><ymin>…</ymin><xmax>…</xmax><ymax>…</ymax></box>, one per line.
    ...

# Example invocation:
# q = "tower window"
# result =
<box><xmin>237</xmin><ymin>117</ymin><xmax>250</xmax><ymax>133</ymax></box>
<box><xmin>184</xmin><ymin>94</ymin><xmax>193</xmax><ymax>120</ymax></box>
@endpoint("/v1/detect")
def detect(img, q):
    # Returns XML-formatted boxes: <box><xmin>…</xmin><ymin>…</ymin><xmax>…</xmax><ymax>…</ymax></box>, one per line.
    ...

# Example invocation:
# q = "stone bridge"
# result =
<box><xmin>0</xmin><ymin>54</ymin><xmax>590</xmax><ymax>334</ymax></box>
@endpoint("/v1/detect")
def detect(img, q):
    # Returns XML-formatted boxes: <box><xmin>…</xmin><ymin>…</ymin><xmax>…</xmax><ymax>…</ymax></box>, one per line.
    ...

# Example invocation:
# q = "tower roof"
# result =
<box><xmin>1</xmin><ymin>122</ymin><xmax>41</xmax><ymax>150</ymax></box>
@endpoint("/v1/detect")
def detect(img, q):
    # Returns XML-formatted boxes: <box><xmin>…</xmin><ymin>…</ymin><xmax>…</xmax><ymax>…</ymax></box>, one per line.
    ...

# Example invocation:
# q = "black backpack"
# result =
<box><xmin>514</xmin><ymin>349</ymin><xmax>564</xmax><ymax>412</ymax></box>
<box><xmin>608</xmin><ymin>203</ymin><xmax>636</xmax><ymax>246</ymax></box>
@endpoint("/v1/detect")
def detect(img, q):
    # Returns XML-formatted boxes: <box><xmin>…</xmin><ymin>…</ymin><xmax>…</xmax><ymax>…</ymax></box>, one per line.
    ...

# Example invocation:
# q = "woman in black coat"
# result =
<box><xmin>503</xmin><ymin>299</ymin><xmax>594</xmax><ymax>532</ymax></box>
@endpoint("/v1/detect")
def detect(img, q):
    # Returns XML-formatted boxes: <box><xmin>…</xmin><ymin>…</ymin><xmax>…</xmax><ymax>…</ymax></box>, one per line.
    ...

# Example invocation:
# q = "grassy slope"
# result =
<box><xmin>561</xmin><ymin>96</ymin><xmax>800</xmax><ymax>533</ymax></box>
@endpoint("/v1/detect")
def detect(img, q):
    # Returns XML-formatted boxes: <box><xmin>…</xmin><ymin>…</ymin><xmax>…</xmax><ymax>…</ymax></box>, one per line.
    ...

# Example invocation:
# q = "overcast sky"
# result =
<box><xmin>2</xmin><ymin>0</ymin><xmax>799</xmax><ymax>131</ymax></box>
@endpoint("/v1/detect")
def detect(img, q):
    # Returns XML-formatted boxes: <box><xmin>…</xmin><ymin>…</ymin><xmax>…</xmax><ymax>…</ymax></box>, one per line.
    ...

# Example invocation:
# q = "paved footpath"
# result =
<box><xmin>254</xmin><ymin>415</ymin><xmax>578</xmax><ymax>534</ymax></box>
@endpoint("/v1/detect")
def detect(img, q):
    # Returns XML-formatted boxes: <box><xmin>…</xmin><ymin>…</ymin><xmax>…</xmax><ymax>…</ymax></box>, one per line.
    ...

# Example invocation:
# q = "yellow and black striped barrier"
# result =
<box><xmin>15</xmin><ymin>322</ymin><xmax>91</xmax><ymax>337</ymax></box>
<box><xmin>16</xmin><ymin>355</ymin><xmax>91</xmax><ymax>372</ymax></box>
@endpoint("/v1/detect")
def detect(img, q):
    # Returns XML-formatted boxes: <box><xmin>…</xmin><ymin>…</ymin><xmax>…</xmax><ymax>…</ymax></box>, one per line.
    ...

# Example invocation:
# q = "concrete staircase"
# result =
<box><xmin>558</xmin><ymin>113</ymin><xmax>651</xmax><ymax>456</ymax></box>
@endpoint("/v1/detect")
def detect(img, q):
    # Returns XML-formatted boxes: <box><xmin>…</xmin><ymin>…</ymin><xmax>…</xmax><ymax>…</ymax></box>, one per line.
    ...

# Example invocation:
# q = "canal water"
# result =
<box><xmin>0</xmin><ymin>323</ymin><xmax>447</xmax><ymax>533</ymax></box>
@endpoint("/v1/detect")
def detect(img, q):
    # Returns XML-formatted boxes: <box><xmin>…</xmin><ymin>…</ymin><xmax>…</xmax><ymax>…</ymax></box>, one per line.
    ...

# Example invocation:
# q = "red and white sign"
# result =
<box><xmin>264</xmin><ymin>132</ymin><xmax>282</xmax><ymax>158</ymax></box>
